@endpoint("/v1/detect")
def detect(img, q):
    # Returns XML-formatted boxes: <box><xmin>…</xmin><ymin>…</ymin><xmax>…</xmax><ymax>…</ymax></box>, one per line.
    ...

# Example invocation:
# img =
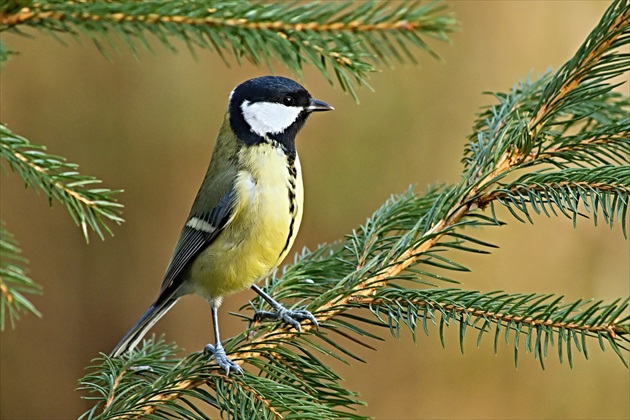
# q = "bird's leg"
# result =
<box><xmin>203</xmin><ymin>302</ymin><xmax>243</xmax><ymax>375</ymax></box>
<box><xmin>251</xmin><ymin>284</ymin><xmax>319</xmax><ymax>332</ymax></box>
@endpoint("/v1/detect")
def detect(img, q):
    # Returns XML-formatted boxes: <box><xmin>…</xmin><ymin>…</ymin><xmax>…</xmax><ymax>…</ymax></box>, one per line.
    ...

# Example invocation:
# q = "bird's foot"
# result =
<box><xmin>204</xmin><ymin>343</ymin><xmax>243</xmax><ymax>375</ymax></box>
<box><xmin>253</xmin><ymin>305</ymin><xmax>319</xmax><ymax>332</ymax></box>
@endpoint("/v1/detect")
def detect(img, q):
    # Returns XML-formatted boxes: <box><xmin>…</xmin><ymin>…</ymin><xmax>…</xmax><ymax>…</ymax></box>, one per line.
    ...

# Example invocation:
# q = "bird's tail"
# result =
<box><xmin>110</xmin><ymin>298</ymin><xmax>178</xmax><ymax>358</ymax></box>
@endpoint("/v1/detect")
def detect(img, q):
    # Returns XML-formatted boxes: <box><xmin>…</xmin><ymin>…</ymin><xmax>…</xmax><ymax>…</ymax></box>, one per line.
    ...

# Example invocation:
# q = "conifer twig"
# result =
<box><xmin>0</xmin><ymin>124</ymin><xmax>124</xmax><ymax>242</ymax></box>
<box><xmin>0</xmin><ymin>0</ymin><xmax>457</xmax><ymax>98</ymax></box>
<box><xmin>0</xmin><ymin>222</ymin><xmax>42</xmax><ymax>330</ymax></box>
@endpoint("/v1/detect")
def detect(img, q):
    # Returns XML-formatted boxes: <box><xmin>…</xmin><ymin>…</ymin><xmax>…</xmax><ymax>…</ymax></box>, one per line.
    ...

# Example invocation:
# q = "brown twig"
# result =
<box><xmin>0</xmin><ymin>279</ymin><xmax>14</xmax><ymax>305</ymax></box>
<box><xmin>1</xmin><ymin>5</ymin><xmax>434</xmax><ymax>34</ymax></box>
<box><xmin>528</xmin><ymin>5</ymin><xmax>630</xmax><ymax>138</ymax></box>
<box><xmin>477</xmin><ymin>181</ymin><xmax>630</xmax><ymax>208</ymax></box>
<box><xmin>346</xmin><ymin>296</ymin><xmax>627</xmax><ymax>337</ymax></box>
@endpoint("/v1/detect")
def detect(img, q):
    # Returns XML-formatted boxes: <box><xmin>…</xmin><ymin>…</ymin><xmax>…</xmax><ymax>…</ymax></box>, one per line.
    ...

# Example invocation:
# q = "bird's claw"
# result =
<box><xmin>253</xmin><ymin>306</ymin><xmax>319</xmax><ymax>332</ymax></box>
<box><xmin>204</xmin><ymin>343</ymin><xmax>243</xmax><ymax>375</ymax></box>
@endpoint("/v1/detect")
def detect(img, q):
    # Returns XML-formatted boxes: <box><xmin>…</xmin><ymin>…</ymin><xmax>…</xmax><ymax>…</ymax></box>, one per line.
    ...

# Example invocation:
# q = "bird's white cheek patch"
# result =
<box><xmin>241</xmin><ymin>100</ymin><xmax>302</xmax><ymax>136</ymax></box>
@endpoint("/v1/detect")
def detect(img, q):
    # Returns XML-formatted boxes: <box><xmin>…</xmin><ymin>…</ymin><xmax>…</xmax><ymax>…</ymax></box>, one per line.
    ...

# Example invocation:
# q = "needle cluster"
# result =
<box><xmin>1</xmin><ymin>0</ymin><xmax>457</xmax><ymax>98</ymax></box>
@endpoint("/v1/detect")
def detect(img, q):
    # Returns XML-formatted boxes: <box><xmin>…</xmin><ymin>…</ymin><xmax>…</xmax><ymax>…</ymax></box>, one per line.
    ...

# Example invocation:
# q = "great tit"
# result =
<box><xmin>111</xmin><ymin>76</ymin><xmax>333</xmax><ymax>374</ymax></box>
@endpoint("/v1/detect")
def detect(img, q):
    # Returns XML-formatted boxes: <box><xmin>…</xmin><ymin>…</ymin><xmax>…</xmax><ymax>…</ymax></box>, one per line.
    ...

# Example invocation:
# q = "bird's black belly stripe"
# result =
<box><xmin>279</xmin><ymin>154</ymin><xmax>298</xmax><ymax>259</ymax></box>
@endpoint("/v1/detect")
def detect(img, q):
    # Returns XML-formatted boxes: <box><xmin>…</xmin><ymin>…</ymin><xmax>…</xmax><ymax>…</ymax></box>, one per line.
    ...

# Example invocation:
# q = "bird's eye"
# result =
<box><xmin>282</xmin><ymin>95</ymin><xmax>295</xmax><ymax>106</ymax></box>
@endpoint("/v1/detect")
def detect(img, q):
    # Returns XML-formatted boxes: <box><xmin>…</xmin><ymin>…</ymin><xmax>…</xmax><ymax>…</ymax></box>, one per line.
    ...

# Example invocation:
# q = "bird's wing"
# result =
<box><xmin>155</xmin><ymin>180</ymin><xmax>238</xmax><ymax>302</ymax></box>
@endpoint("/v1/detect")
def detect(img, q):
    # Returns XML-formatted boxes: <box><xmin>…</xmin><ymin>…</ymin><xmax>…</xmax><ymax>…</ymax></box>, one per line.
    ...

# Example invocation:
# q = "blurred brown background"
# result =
<box><xmin>1</xmin><ymin>1</ymin><xmax>628</xmax><ymax>419</ymax></box>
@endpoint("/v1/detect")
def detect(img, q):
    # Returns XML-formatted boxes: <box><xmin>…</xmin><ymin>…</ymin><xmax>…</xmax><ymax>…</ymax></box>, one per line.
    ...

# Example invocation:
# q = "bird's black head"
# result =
<box><xmin>228</xmin><ymin>76</ymin><xmax>333</xmax><ymax>150</ymax></box>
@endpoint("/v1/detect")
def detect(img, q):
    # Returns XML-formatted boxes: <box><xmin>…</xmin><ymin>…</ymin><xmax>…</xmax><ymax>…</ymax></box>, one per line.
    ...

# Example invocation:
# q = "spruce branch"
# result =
<box><xmin>0</xmin><ymin>221</ymin><xmax>41</xmax><ymax>331</ymax></box>
<box><xmin>0</xmin><ymin>0</ymin><xmax>457</xmax><ymax>99</ymax></box>
<box><xmin>480</xmin><ymin>166</ymin><xmax>629</xmax><ymax>232</ymax></box>
<box><xmin>352</xmin><ymin>289</ymin><xmax>629</xmax><ymax>369</ymax></box>
<box><xmin>530</xmin><ymin>0</ymin><xmax>630</xmax><ymax>136</ymax></box>
<box><xmin>80</xmin><ymin>1</ymin><xmax>629</xmax><ymax>418</ymax></box>
<box><xmin>0</xmin><ymin>124</ymin><xmax>124</xmax><ymax>242</ymax></box>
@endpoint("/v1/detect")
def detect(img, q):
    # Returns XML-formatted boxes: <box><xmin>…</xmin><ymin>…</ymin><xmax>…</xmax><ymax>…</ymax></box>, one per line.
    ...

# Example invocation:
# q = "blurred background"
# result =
<box><xmin>1</xmin><ymin>1</ymin><xmax>628</xmax><ymax>419</ymax></box>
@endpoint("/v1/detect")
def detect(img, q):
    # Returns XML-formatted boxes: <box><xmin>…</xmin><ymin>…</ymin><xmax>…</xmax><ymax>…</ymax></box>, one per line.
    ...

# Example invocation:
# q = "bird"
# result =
<box><xmin>110</xmin><ymin>76</ymin><xmax>333</xmax><ymax>375</ymax></box>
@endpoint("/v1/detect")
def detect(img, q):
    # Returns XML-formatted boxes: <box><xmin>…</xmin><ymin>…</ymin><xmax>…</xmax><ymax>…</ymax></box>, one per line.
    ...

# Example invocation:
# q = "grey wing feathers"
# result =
<box><xmin>156</xmin><ymin>186</ymin><xmax>237</xmax><ymax>301</ymax></box>
<box><xmin>110</xmin><ymin>182</ymin><xmax>237</xmax><ymax>357</ymax></box>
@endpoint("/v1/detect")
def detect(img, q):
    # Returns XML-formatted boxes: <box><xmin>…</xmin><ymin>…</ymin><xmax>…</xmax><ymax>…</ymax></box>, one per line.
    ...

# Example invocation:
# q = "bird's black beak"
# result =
<box><xmin>307</xmin><ymin>98</ymin><xmax>334</xmax><ymax>112</ymax></box>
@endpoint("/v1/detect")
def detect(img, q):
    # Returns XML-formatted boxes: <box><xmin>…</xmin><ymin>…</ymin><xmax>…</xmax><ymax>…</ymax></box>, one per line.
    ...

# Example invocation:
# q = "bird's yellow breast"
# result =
<box><xmin>189</xmin><ymin>142</ymin><xmax>303</xmax><ymax>299</ymax></box>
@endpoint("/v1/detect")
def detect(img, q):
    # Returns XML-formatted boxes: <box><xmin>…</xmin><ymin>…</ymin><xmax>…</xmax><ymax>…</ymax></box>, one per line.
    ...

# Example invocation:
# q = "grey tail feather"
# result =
<box><xmin>110</xmin><ymin>298</ymin><xmax>178</xmax><ymax>358</ymax></box>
